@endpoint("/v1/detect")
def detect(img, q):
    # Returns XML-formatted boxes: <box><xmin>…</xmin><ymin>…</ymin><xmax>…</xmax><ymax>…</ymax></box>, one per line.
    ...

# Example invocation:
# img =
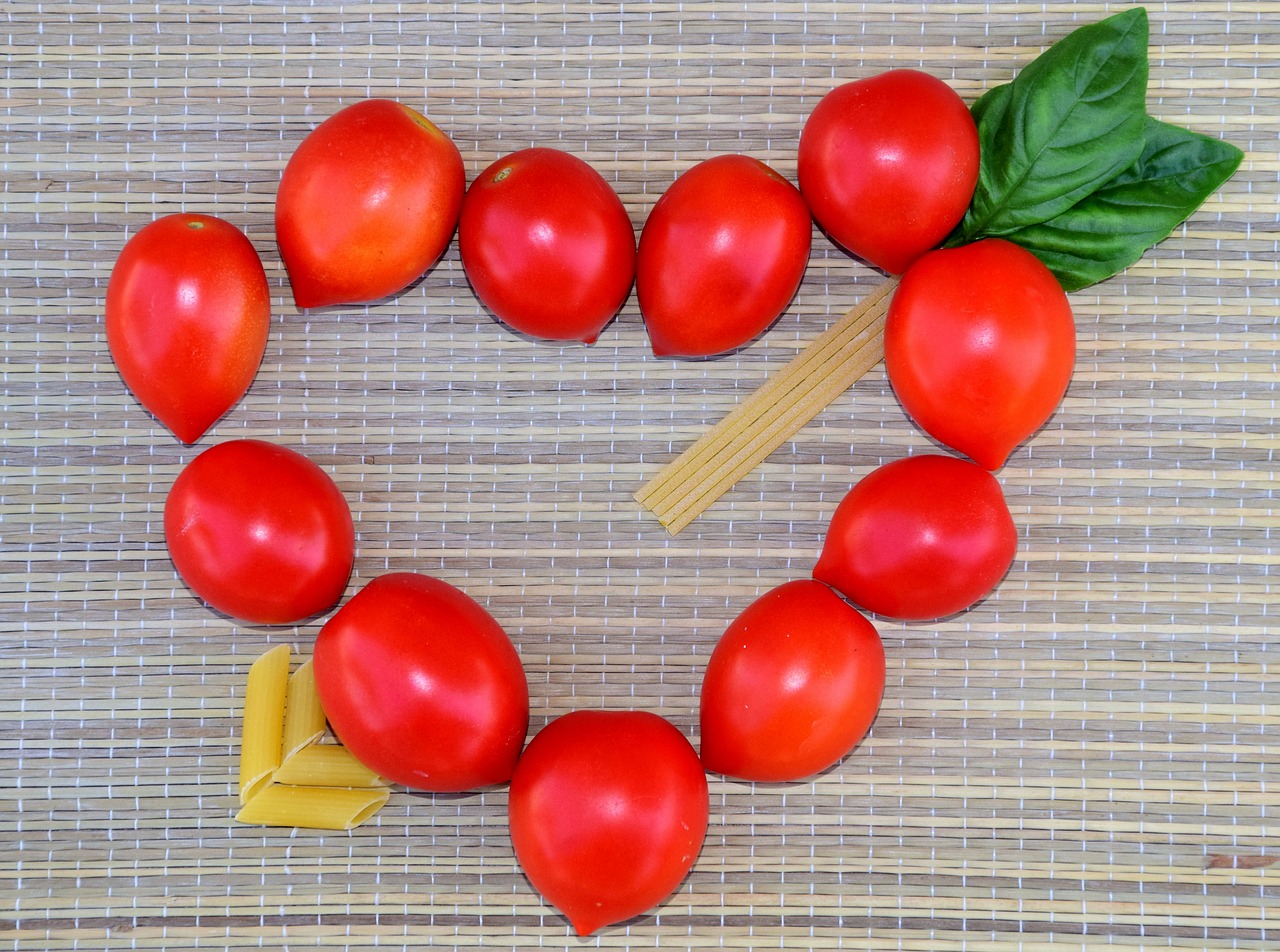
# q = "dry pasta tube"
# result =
<box><xmin>273</xmin><ymin>743</ymin><xmax>386</xmax><ymax>788</ymax></box>
<box><xmin>235</xmin><ymin>783</ymin><xmax>390</xmax><ymax>831</ymax></box>
<box><xmin>238</xmin><ymin>644</ymin><xmax>291</xmax><ymax>805</ymax></box>
<box><xmin>281</xmin><ymin>659</ymin><xmax>327</xmax><ymax>762</ymax></box>
<box><xmin>236</xmin><ymin>646</ymin><xmax>393</xmax><ymax>829</ymax></box>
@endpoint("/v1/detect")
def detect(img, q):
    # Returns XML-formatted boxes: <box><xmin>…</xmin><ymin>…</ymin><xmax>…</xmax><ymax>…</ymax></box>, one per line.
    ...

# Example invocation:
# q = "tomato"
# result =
<box><xmin>275</xmin><ymin>99</ymin><xmax>465</xmax><ymax>308</ymax></box>
<box><xmin>508</xmin><ymin>710</ymin><xmax>709</xmax><ymax>936</ymax></box>
<box><xmin>813</xmin><ymin>454</ymin><xmax>1017</xmax><ymax>621</ymax></box>
<box><xmin>798</xmin><ymin>69</ymin><xmax>979</xmax><ymax>275</ymax></box>
<box><xmin>105</xmin><ymin>214</ymin><xmax>270</xmax><ymax>444</ymax></box>
<box><xmin>636</xmin><ymin>154</ymin><xmax>811</xmax><ymax>357</ymax></box>
<box><xmin>164</xmin><ymin>439</ymin><xmax>354</xmax><ymax>624</ymax></box>
<box><xmin>459</xmin><ymin>148</ymin><xmax>635</xmax><ymax>344</ymax></box>
<box><xmin>699</xmin><ymin>579</ymin><xmax>885</xmax><ymax>782</ymax></box>
<box><xmin>313</xmin><ymin>572</ymin><xmax>528</xmax><ymax>791</ymax></box>
<box><xmin>884</xmin><ymin>238</ymin><xmax>1076</xmax><ymax>470</ymax></box>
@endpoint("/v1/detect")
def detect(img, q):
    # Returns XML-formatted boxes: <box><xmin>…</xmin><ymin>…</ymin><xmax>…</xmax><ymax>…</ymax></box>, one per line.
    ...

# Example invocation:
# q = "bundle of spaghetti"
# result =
<box><xmin>635</xmin><ymin>277</ymin><xmax>898</xmax><ymax>533</ymax></box>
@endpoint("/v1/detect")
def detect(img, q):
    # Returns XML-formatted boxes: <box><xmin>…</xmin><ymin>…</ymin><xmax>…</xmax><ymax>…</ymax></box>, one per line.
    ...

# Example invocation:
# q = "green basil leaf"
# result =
<box><xmin>967</xmin><ymin>80</ymin><xmax>1012</xmax><ymax>132</ymax></box>
<box><xmin>1004</xmin><ymin>116</ymin><xmax>1245</xmax><ymax>291</ymax></box>
<box><xmin>955</xmin><ymin>7</ymin><xmax>1151</xmax><ymax>242</ymax></box>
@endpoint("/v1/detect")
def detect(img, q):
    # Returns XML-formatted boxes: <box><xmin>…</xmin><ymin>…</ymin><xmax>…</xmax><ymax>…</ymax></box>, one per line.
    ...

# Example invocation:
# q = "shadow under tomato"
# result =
<box><xmin>647</xmin><ymin>274</ymin><xmax>818</xmax><ymax>363</ymax></box>
<box><xmin>457</xmin><ymin>271</ymin><xmax>633</xmax><ymax>349</ymax></box>
<box><xmin>281</xmin><ymin>242</ymin><xmax>458</xmax><ymax>313</ymax></box>
<box><xmin>167</xmin><ymin>563</ymin><xmax>354</xmax><ymax>632</ymax></box>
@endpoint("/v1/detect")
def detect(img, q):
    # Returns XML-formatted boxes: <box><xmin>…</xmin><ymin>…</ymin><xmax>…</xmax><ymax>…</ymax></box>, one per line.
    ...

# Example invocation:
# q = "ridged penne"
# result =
<box><xmin>237</xmin><ymin>643</ymin><xmax>291</xmax><ymax>805</ymax></box>
<box><xmin>234</xmin><ymin>783</ymin><xmax>390</xmax><ymax>831</ymax></box>
<box><xmin>273</xmin><ymin>742</ymin><xmax>386</xmax><ymax>788</ymax></box>
<box><xmin>235</xmin><ymin>646</ymin><xmax>393</xmax><ymax>830</ymax></box>
<box><xmin>281</xmin><ymin>659</ymin><xmax>326</xmax><ymax>762</ymax></box>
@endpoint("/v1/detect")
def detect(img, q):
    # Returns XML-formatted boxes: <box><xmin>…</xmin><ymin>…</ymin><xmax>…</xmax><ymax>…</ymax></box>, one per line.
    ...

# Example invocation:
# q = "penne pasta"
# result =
<box><xmin>281</xmin><ymin>659</ymin><xmax>327</xmax><ymax>762</ymax></box>
<box><xmin>272</xmin><ymin>742</ymin><xmax>386</xmax><ymax>788</ymax></box>
<box><xmin>235</xmin><ymin>646</ymin><xmax>393</xmax><ymax>830</ymax></box>
<box><xmin>237</xmin><ymin>643</ymin><xmax>291</xmax><ymax>805</ymax></box>
<box><xmin>234</xmin><ymin>783</ymin><xmax>390</xmax><ymax>831</ymax></box>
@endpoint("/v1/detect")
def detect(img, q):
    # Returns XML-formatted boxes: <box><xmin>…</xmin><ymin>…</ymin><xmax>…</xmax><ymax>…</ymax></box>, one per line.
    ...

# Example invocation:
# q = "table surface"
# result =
<box><xmin>3</xmin><ymin>2</ymin><xmax>1276</xmax><ymax>949</ymax></box>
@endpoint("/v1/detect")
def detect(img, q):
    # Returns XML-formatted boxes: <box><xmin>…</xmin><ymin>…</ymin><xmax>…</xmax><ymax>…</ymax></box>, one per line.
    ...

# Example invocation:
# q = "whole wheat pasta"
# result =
<box><xmin>636</xmin><ymin>277</ymin><xmax>898</xmax><ymax>533</ymax></box>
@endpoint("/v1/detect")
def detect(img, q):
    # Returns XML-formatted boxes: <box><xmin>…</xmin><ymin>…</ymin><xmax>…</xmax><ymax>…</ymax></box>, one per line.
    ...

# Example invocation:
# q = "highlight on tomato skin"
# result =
<box><xmin>636</xmin><ymin>154</ymin><xmax>812</xmax><ymax>358</ymax></box>
<box><xmin>275</xmin><ymin>98</ymin><xmax>466</xmax><ymax>309</ymax></box>
<box><xmin>458</xmin><ymin>147</ymin><xmax>637</xmax><ymax>344</ymax></box>
<box><xmin>312</xmin><ymin>572</ymin><xmax>530</xmax><ymax>793</ymax></box>
<box><xmin>105</xmin><ymin>213</ymin><xmax>271</xmax><ymax>444</ymax></box>
<box><xmin>813</xmin><ymin>454</ymin><xmax>1018</xmax><ymax>622</ymax></box>
<box><xmin>507</xmin><ymin>709</ymin><xmax>710</xmax><ymax>937</ymax></box>
<box><xmin>884</xmin><ymin>238</ymin><xmax>1077</xmax><ymax>471</ymax></box>
<box><xmin>163</xmin><ymin>439</ymin><xmax>355</xmax><ymax>625</ymax></box>
<box><xmin>798</xmin><ymin>69</ymin><xmax>980</xmax><ymax>275</ymax></box>
<box><xmin>699</xmin><ymin>579</ymin><xmax>886</xmax><ymax>783</ymax></box>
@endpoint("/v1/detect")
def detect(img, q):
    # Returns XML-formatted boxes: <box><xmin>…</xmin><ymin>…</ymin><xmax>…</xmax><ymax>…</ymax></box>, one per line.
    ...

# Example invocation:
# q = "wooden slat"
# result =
<box><xmin>1</xmin><ymin>2</ymin><xmax>1275</xmax><ymax>949</ymax></box>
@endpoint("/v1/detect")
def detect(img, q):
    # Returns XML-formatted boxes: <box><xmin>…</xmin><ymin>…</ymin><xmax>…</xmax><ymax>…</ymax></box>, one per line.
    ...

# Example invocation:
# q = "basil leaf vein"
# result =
<box><xmin>1002</xmin><ymin>116</ymin><xmax>1246</xmax><ymax>291</ymax></box>
<box><xmin>956</xmin><ymin>7</ymin><xmax>1152</xmax><ymax>242</ymax></box>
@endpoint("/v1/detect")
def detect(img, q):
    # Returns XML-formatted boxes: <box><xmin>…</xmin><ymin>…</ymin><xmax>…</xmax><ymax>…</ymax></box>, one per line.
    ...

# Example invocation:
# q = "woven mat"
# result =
<box><xmin>3</xmin><ymin>1</ymin><xmax>1276</xmax><ymax>949</ymax></box>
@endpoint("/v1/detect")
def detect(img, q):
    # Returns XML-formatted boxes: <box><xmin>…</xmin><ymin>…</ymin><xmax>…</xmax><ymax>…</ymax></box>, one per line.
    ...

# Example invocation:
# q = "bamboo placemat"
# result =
<box><xmin>2</xmin><ymin>1</ymin><xmax>1276</xmax><ymax>949</ymax></box>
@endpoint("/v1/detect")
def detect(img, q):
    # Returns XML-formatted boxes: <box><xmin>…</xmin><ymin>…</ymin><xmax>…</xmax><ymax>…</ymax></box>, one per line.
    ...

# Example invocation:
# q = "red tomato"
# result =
<box><xmin>636</xmin><ymin>154</ymin><xmax>811</xmax><ymax>357</ymax></box>
<box><xmin>884</xmin><ymin>238</ymin><xmax>1076</xmax><ymax>470</ymax></box>
<box><xmin>105</xmin><ymin>214</ymin><xmax>270</xmax><ymax>444</ymax></box>
<box><xmin>508</xmin><ymin>710</ymin><xmax>709</xmax><ymax>936</ymax></box>
<box><xmin>798</xmin><ymin>69</ymin><xmax>979</xmax><ymax>275</ymax></box>
<box><xmin>276</xmin><ymin>99</ymin><xmax>465</xmax><ymax>308</ymax></box>
<box><xmin>700</xmin><ymin>579</ymin><xmax>885</xmax><ymax>782</ymax></box>
<box><xmin>814</xmin><ymin>455</ymin><xmax>1017</xmax><ymax>621</ymax></box>
<box><xmin>164</xmin><ymin>439</ymin><xmax>354</xmax><ymax>624</ymax></box>
<box><xmin>313</xmin><ymin>572</ymin><xmax>529</xmax><ymax>791</ymax></box>
<box><xmin>459</xmin><ymin>148</ymin><xmax>635</xmax><ymax>344</ymax></box>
